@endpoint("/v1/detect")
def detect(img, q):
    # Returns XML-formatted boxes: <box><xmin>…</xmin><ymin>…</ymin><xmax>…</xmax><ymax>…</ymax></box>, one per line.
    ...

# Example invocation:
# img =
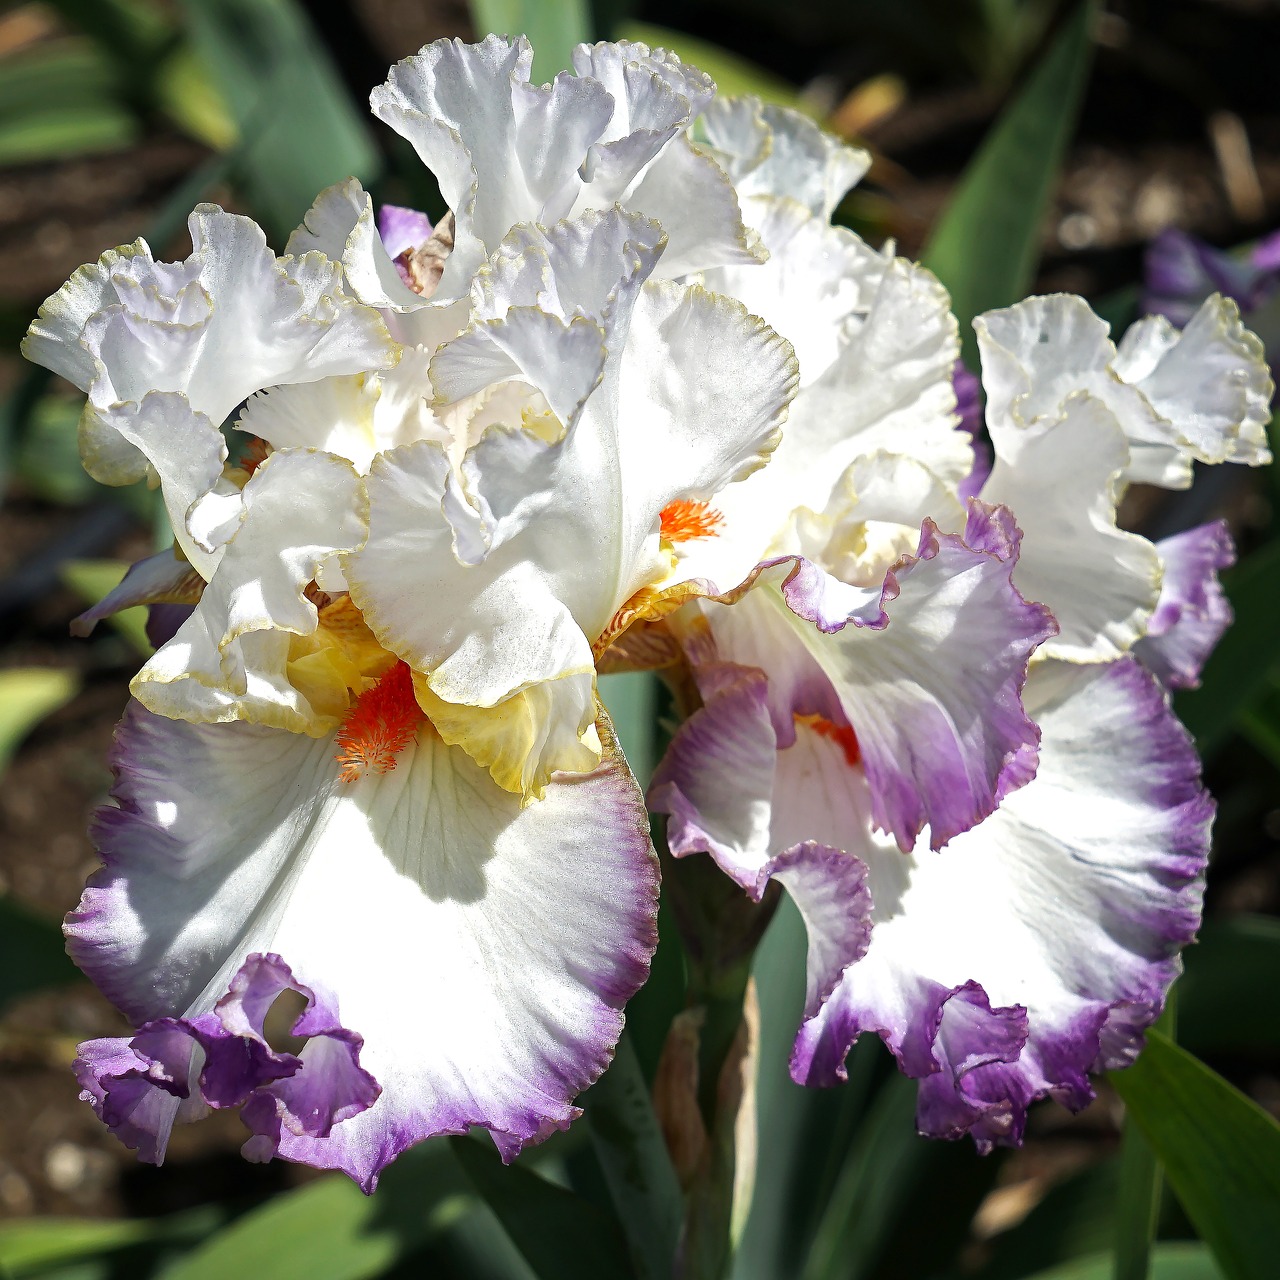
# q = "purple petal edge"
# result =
<box><xmin>1134</xmin><ymin>520</ymin><xmax>1235</xmax><ymax>690</ymax></box>
<box><xmin>648</xmin><ymin>663</ymin><xmax>776</xmax><ymax>890</ymax></box>
<box><xmin>74</xmin><ymin>952</ymin><xmax>379</xmax><ymax>1167</ymax></box>
<box><xmin>69</xmin><ymin>701</ymin><xmax>661</xmax><ymax>1192</ymax></box>
<box><xmin>790</xmin><ymin>658</ymin><xmax>1211</xmax><ymax>1152</ymax></box>
<box><xmin>953</xmin><ymin>360</ymin><xmax>992</xmax><ymax>502</ymax></box>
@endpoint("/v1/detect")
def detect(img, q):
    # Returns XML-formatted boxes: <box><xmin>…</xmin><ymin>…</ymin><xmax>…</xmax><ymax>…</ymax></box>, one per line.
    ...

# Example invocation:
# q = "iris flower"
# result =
<box><xmin>648</xmin><ymin>99</ymin><xmax>1271</xmax><ymax>1145</ymax></box>
<box><xmin>24</xmin><ymin>34</ymin><xmax>1270</xmax><ymax>1185</ymax></box>
<box><xmin>25</xmin><ymin>40</ymin><xmax>799</xmax><ymax>1187</ymax></box>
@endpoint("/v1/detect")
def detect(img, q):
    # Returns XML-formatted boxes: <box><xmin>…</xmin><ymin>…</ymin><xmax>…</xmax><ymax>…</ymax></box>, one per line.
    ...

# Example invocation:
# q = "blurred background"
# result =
<box><xmin>0</xmin><ymin>1</ymin><xmax>1278</xmax><ymax>1277</ymax></box>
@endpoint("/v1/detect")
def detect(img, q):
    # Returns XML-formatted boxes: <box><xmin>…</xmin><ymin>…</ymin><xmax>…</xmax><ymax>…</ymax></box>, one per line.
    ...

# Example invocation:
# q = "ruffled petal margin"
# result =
<box><xmin>693</xmin><ymin>502</ymin><xmax>1056</xmax><ymax>850</ymax></box>
<box><xmin>66</xmin><ymin>702</ymin><xmax>658</xmax><ymax>1190</ymax></box>
<box><xmin>793</xmin><ymin>658</ymin><xmax>1210</xmax><ymax>1149</ymax></box>
<box><xmin>1134</xmin><ymin>520</ymin><xmax>1235</xmax><ymax>691</ymax></box>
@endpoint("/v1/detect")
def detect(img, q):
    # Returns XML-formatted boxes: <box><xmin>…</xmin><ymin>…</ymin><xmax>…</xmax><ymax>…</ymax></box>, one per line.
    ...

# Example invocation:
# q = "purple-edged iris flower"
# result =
<box><xmin>24</xmin><ymin>37</ymin><xmax>805</xmax><ymax>1188</ymax></box>
<box><xmin>20</xmin><ymin>32</ymin><xmax>1275</xmax><ymax>1187</ymax></box>
<box><xmin>648</xmin><ymin>104</ymin><xmax>1271</xmax><ymax>1149</ymax></box>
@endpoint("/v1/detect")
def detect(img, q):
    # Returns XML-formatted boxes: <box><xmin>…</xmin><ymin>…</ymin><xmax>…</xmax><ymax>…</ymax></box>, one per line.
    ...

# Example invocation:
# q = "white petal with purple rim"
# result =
<box><xmin>699</xmin><ymin>504</ymin><xmax>1054</xmax><ymax>851</ymax></box>
<box><xmin>67</xmin><ymin>703</ymin><xmax>658</xmax><ymax>1189</ymax></box>
<box><xmin>793</xmin><ymin>658</ymin><xmax>1211</xmax><ymax>1149</ymax></box>
<box><xmin>649</xmin><ymin>667</ymin><xmax>878</xmax><ymax>1026</ymax></box>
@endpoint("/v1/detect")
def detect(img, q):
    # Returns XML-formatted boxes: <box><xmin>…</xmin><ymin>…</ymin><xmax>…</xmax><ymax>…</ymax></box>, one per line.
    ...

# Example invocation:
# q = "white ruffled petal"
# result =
<box><xmin>349</xmin><ymin>210</ymin><xmax>798</xmax><ymax>792</ymax></box>
<box><xmin>624</xmin><ymin>132</ymin><xmax>765</xmax><ymax>277</ymax></box>
<box><xmin>24</xmin><ymin>206</ymin><xmax>395</xmax><ymax>576</ymax></box>
<box><xmin>237</xmin><ymin>346</ymin><xmax>444</xmax><ymax>474</ymax></box>
<box><xmin>288</xmin><ymin>179</ymin><xmax>426</xmax><ymax>313</ymax></box>
<box><xmin>1120</xmin><ymin>294</ymin><xmax>1273</xmax><ymax>470</ymax></box>
<box><xmin>132</xmin><ymin>450</ymin><xmax>366</xmax><ymax>732</ymax></box>
<box><xmin>570</xmin><ymin>41</ymin><xmax>710</xmax><ymax>206</ymax></box>
<box><xmin>982</xmin><ymin>394</ymin><xmax>1162</xmax><ymax>662</ymax></box>
<box><xmin>702</xmin><ymin>254</ymin><xmax>966</xmax><ymax>567</ymax></box>
<box><xmin>700</xmin><ymin>196</ymin><xmax>877</xmax><ymax>385</ymax></box>
<box><xmin>371</xmin><ymin>37</ymin><xmax>545</xmax><ymax>297</ymax></box>
<box><xmin>346</xmin><ymin>439</ymin><xmax>601</xmax><ymax>795</ymax></box>
<box><xmin>976</xmin><ymin>292</ymin><xmax>1273</xmax><ymax>490</ymax></box>
<box><xmin>23</xmin><ymin>239</ymin><xmax>151</xmax><ymax>391</ymax></box>
<box><xmin>699</xmin><ymin>96</ymin><xmax>869</xmax><ymax>221</ymax></box>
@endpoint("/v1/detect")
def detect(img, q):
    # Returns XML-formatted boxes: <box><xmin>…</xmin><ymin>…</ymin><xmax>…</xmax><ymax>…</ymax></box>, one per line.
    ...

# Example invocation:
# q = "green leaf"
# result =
<box><xmin>450</xmin><ymin>1136</ymin><xmax>635</xmax><ymax>1280</ymax></box>
<box><xmin>1179</xmin><ymin>915</ymin><xmax>1280</xmax><ymax>1056</ymax></box>
<box><xmin>1110</xmin><ymin>1032</ymin><xmax>1280</xmax><ymax>1280</ymax></box>
<box><xmin>1021</xmin><ymin>1242</ymin><xmax>1224</xmax><ymax>1279</ymax></box>
<box><xmin>0</xmin><ymin>895</ymin><xmax>82</xmax><ymax>1014</ymax></box>
<box><xmin>0</xmin><ymin>1220</ymin><xmax>159</xmax><ymax>1274</ymax></box>
<box><xmin>0</xmin><ymin>1207</ymin><xmax>219</xmax><ymax>1276</ymax></box>
<box><xmin>799</xmin><ymin>1073</ymin><xmax>928</xmax><ymax>1280</ymax></box>
<box><xmin>734</xmin><ymin>896</ymin><xmax>882</xmax><ymax>1280</ymax></box>
<box><xmin>161</xmin><ymin>1141</ymin><xmax>469</xmax><ymax>1280</ymax></box>
<box><xmin>598</xmin><ymin>673</ymin><xmax>658</xmax><ymax>787</ymax></box>
<box><xmin>174</xmin><ymin>0</ymin><xmax>380</xmax><ymax>243</ymax></box>
<box><xmin>153</xmin><ymin>42</ymin><xmax>239</xmax><ymax>150</ymax></box>
<box><xmin>1112</xmin><ymin>999</ymin><xmax>1177</xmax><ymax>1280</ymax></box>
<box><xmin>40</xmin><ymin>0</ymin><xmax>171</xmax><ymax>63</ymax></box>
<box><xmin>0</xmin><ymin>51</ymin><xmax>138</xmax><ymax>167</ymax></box>
<box><xmin>39</xmin><ymin>0</ymin><xmax>172</xmax><ymax>122</ymax></box>
<box><xmin>582</xmin><ymin>1034</ymin><xmax>683</xmax><ymax>1280</ymax></box>
<box><xmin>624</xmin><ymin>891</ymin><xmax>687</xmax><ymax>1084</ymax></box>
<box><xmin>0</xmin><ymin>103</ymin><xmax>135</xmax><ymax>166</ymax></box>
<box><xmin>620</xmin><ymin>22</ymin><xmax>804</xmax><ymax>109</ymax></box>
<box><xmin>921</xmin><ymin>0</ymin><xmax>1096</xmax><ymax>363</ymax></box>
<box><xmin>971</xmin><ymin>1160</ymin><xmax>1120</xmax><ymax>1280</ymax></box>
<box><xmin>0</xmin><ymin>41</ymin><xmax>119</xmax><ymax>114</ymax></box>
<box><xmin>469</xmin><ymin>0</ymin><xmax>593</xmax><ymax>80</ymax></box>
<box><xmin>13</xmin><ymin>397</ymin><xmax>96</xmax><ymax>505</ymax></box>
<box><xmin>426</xmin><ymin>1203</ymin><xmax>541</xmax><ymax>1279</ymax></box>
<box><xmin>1176</xmin><ymin>539</ymin><xmax>1280</xmax><ymax>757</ymax></box>
<box><xmin>1238</xmin><ymin>684</ymin><xmax>1280</xmax><ymax>773</ymax></box>
<box><xmin>0</xmin><ymin>667</ymin><xmax>79</xmax><ymax>774</ymax></box>
<box><xmin>1112</xmin><ymin>1111</ymin><xmax>1164</xmax><ymax>1280</ymax></box>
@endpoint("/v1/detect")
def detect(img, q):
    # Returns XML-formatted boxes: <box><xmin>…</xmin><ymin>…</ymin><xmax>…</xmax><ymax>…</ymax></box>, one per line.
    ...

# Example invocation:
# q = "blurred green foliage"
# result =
<box><xmin>921</xmin><ymin>0</ymin><xmax>1096</xmax><ymax>365</ymax></box>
